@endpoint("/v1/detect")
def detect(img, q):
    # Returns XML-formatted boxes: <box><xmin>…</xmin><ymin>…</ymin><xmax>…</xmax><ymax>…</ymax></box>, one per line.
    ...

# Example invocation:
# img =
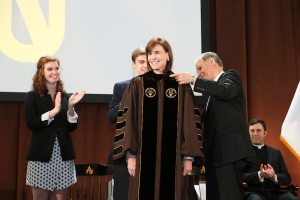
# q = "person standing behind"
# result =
<box><xmin>25</xmin><ymin>56</ymin><xmax>85</xmax><ymax>200</ymax></box>
<box><xmin>107</xmin><ymin>48</ymin><xmax>149</xmax><ymax>200</ymax></box>
<box><xmin>242</xmin><ymin>119</ymin><xmax>298</xmax><ymax>200</ymax></box>
<box><xmin>171</xmin><ymin>52</ymin><xmax>255</xmax><ymax>200</ymax></box>
<box><xmin>107</xmin><ymin>48</ymin><xmax>149</xmax><ymax>123</ymax></box>
<box><xmin>113</xmin><ymin>37</ymin><xmax>202</xmax><ymax>200</ymax></box>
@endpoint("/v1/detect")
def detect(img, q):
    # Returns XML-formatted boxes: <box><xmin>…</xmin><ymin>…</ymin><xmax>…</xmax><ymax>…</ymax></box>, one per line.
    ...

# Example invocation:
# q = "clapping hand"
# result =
<box><xmin>68</xmin><ymin>91</ymin><xmax>85</xmax><ymax>116</ymax></box>
<box><xmin>49</xmin><ymin>92</ymin><xmax>62</xmax><ymax>118</ymax></box>
<box><xmin>54</xmin><ymin>92</ymin><xmax>62</xmax><ymax>110</ymax></box>
<box><xmin>260</xmin><ymin>164</ymin><xmax>276</xmax><ymax>180</ymax></box>
<box><xmin>68</xmin><ymin>91</ymin><xmax>86</xmax><ymax>107</ymax></box>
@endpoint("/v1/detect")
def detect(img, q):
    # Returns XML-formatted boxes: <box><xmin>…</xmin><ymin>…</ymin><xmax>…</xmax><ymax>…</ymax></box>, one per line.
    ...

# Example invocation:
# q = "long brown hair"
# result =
<box><xmin>32</xmin><ymin>56</ymin><xmax>66</xmax><ymax>96</ymax></box>
<box><xmin>145</xmin><ymin>37</ymin><xmax>173</xmax><ymax>73</ymax></box>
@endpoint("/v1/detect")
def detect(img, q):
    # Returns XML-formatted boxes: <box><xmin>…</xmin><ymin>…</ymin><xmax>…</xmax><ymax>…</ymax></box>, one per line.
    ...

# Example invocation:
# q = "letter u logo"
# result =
<box><xmin>0</xmin><ymin>0</ymin><xmax>65</xmax><ymax>62</ymax></box>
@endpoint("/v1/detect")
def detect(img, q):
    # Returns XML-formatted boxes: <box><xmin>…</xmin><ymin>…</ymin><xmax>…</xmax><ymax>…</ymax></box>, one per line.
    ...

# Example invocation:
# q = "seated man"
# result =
<box><xmin>241</xmin><ymin>119</ymin><xmax>298</xmax><ymax>200</ymax></box>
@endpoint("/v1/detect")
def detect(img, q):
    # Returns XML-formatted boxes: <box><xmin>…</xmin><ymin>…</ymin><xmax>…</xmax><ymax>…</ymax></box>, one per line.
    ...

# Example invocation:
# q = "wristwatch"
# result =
<box><xmin>190</xmin><ymin>75</ymin><xmax>196</xmax><ymax>85</ymax></box>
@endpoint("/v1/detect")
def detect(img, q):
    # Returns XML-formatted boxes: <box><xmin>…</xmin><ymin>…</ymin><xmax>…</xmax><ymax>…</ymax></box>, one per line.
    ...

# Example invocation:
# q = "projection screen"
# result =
<box><xmin>0</xmin><ymin>0</ymin><xmax>202</xmax><ymax>100</ymax></box>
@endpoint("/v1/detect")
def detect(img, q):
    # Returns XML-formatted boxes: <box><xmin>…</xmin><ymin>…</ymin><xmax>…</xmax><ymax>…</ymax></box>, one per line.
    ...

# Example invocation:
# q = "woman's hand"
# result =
<box><xmin>68</xmin><ymin>91</ymin><xmax>85</xmax><ymax>116</ymax></box>
<box><xmin>128</xmin><ymin>157</ymin><xmax>136</xmax><ymax>177</ymax></box>
<box><xmin>68</xmin><ymin>91</ymin><xmax>86</xmax><ymax>107</ymax></box>
<box><xmin>49</xmin><ymin>92</ymin><xmax>62</xmax><ymax>118</ymax></box>
<box><xmin>182</xmin><ymin>159</ymin><xmax>193</xmax><ymax>176</ymax></box>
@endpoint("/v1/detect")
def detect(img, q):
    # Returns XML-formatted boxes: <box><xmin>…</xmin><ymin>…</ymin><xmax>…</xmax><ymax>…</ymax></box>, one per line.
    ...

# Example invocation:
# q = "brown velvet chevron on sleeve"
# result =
<box><xmin>112</xmin><ymin>78</ymin><xmax>142</xmax><ymax>160</ymax></box>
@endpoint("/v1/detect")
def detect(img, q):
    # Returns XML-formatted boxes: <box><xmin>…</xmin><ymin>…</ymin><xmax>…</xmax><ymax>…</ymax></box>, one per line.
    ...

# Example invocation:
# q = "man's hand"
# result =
<box><xmin>170</xmin><ymin>72</ymin><xmax>193</xmax><ymax>85</ymax></box>
<box><xmin>260</xmin><ymin>164</ymin><xmax>276</xmax><ymax>179</ymax></box>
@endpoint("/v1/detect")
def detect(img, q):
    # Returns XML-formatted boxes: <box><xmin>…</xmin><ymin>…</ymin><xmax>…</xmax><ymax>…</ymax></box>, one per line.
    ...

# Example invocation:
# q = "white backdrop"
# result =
<box><xmin>0</xmin><ymin>0</ymin><xmax>201</xmax><ymax>94</ymax></box>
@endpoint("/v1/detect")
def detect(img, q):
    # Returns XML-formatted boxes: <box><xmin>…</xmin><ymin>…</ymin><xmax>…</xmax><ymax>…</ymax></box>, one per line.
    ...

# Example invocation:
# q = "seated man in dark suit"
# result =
<box><xmin>242</xmin><ymin>119</ymin><xmax>298</xmax><ymax>200</ymax></box>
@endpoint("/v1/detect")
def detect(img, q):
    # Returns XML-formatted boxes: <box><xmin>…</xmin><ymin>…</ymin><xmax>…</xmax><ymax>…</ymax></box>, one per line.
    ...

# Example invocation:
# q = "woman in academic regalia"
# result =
<box><xmin>113</xmin><ymin>37</ymin><xmax>203</xmax><ymax>200</ymax></box>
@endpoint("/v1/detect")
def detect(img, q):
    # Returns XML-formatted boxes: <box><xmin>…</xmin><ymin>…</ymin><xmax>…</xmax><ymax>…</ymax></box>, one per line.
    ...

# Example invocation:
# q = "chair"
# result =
<box><xmin>189</xmin><ymin>165</ymin><xmax>206</xmax><ymax>200</ymax></box>
<box><xmin>70</xmin><ymin>163</ymin><xmax>113</xmax><ymax>200</ymax></box>
<box><xmin>280</xmin><ymin>184</ymin><xmax>299</xmax><ymax>197</ymax></box>
<box><xmin>279</xmin><ymin>184</ymin><xmax>299</xmax><ymax>195</ymax></box>
<box><xmin>243</xmin><ymin>182</ymin><xmax>299</xmax><ymax>197</ymax></box>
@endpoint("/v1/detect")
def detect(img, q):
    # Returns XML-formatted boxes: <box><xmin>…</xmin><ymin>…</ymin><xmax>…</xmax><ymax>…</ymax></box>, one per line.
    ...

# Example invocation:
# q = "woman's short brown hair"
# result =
<box><xmin>145</xmin><ymin>37</ymin><xmax>173</xmax><ymax>73</ymax></box>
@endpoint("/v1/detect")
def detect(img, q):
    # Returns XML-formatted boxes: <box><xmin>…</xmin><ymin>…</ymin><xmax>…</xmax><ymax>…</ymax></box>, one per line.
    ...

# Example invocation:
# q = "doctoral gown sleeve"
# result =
<box><xmin>180</xmin><ymin>84</ymin><xmax>203</xmax><ymax>158</ymax></box>
<box><xmin>112</xmin><ymin>78</ymin><xmax>142</xmax><ymax>160</ymax></box>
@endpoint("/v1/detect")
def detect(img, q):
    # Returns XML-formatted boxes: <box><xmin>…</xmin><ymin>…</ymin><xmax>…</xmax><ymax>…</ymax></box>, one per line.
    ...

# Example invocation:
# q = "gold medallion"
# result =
<box><xmin>166</xmin><ymin>88</ymin><xmax>177</xmax><ymax>98</ymax></box>
<box><xmin>145</xmin><ymin>87</ymin><xmax>156</xmax><ymax>98</ymax></box>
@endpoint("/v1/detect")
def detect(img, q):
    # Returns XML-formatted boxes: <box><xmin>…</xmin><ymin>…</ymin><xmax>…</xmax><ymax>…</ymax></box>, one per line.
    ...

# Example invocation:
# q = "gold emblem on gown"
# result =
<box><xmin>166</xmin><ymin>88</ymin><xmax>177</xmax><ymax>98</ymax></box>
<box><xmin>145</xmin><ymin>87</ymin><xmax>156</xmax><ymax>98</ymax></box>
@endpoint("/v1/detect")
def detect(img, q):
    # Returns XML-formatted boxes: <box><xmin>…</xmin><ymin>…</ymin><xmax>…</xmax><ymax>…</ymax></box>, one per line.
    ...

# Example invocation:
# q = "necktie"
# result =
<box><xmin>206</xmin><ymin>96</ymin><xmax>211</xmax><ymax>111</ymax></box>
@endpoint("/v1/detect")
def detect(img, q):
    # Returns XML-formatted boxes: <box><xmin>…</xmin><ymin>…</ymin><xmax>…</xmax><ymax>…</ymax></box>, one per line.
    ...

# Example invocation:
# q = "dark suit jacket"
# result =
<box><xmin>25</xmin><ymin>91</ymin><xmax>77</xmax><ymax>162</ymax></box>
<box><xmin>194</xmin><ymin>69</ymin><xmax>254</xmax><ymax>167</ymax></box>
<box><xmin>107</xmin><ymin>80</ymin><xmax>130</xmax><ymax>123</ymax></box>
<box><xmin>242</xmin><ymin>145</ymin><xmax>291</xmax><ymax>191</ymax></box>
<box><xmin>107</xmin><ymin>80</ymin><xmax>130</xmax><ymax>164</ymax></box>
